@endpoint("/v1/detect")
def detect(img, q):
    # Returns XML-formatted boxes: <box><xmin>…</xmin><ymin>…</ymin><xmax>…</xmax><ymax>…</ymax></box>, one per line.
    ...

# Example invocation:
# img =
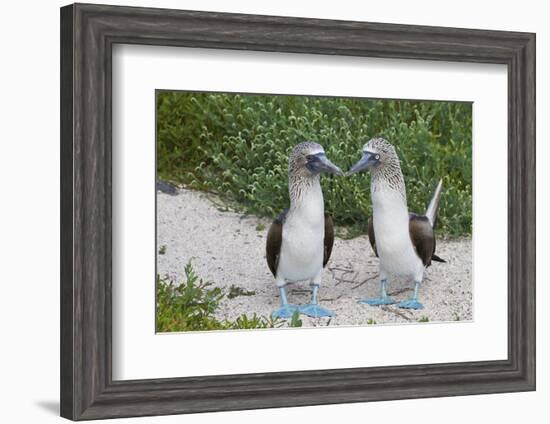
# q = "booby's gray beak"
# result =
<box><xmin>347</xmin><ymin>151</ymin><xmax>380</xmax><ymax>175</ymax></box>
<box><xmin>306</xmin><ymin>153</ymin><xmax>344</xmax><ymax>176</ymax></box>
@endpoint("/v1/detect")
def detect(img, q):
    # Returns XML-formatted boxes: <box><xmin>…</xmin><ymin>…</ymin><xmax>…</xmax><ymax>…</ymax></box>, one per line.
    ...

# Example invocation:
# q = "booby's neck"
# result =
<box><xmin>288</xmin><ymin>171</ymin><xmax>323</xmax><ymax>211</ymax></box>
<box><xmin>370</xmin><ymin>161</ymin><xmax>407</xmax><ymax>207</ymax></box>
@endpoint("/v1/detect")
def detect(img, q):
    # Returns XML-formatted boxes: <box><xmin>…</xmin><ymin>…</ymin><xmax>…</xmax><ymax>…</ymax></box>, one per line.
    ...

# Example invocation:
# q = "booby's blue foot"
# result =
<box><xmin>299</xmin><ymin>303</ymin><xmax>335</xmax><ymax>318</ymax></box>
<box><xmin>299</xmin><ymin>284</ymin><xmax>335</xmax><ymax>317</ymax></box>
<box><xmin>359</xmin><ymin>279</ymin><xmax>395</xmax><ymax>306</ymax></box>
<box><xmin>397</xmin><ymin>299</ymin><xmax>424</xmax><ymax>310</ymax></box>
<box><xmin>397</xmin><ymin>281</ymin><xmax>424</xmax><ymax>310</ymax></box>
<box><xmin>359</xmin><ymin>296</ymin><xmax>395</xmax><ymax>306</ymax></box>
<box><xmin>272</xmin><ymin>304</ymin><xmax>300</xmax><ymax>319</ymax></box>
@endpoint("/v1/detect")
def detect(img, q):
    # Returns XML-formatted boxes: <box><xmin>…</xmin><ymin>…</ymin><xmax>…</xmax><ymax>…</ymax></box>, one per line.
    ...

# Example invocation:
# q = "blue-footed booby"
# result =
<box><xmin>348</xmin><ymin>138</ymin><xmax>445</xmax><ymax>310</ymax></box>
<box><xmin>266</xmin><ymin>142</ymin><xmax>343</xmax><ymax>319</ymax></box>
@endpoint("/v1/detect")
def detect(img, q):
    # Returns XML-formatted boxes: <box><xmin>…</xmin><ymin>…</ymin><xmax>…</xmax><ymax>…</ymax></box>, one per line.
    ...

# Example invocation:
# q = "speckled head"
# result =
<box><xmin>348</xmin><ymin>137</ymin><xmax>400</xmax><ymax>175</ymax></box>
<box><xmin>289</xmin><ymin>141</ymin><xmax>343</xmax><ymax>178</ymax></box>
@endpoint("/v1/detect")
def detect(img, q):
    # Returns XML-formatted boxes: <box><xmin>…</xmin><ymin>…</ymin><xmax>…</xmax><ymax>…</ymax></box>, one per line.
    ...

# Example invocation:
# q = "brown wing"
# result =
<box><xmin>323</xmin><ymin>213</ymin><xmax>335</xmax><ymax>267</ymax></box>
<box><xmin>367</xmin><ymin>217</ymin><xmax>378</xmax><ymax>257</ymax></box>
<box><xmin>408</xmin><ymin>213</ymin><xmax>436</xmax><ymax>267</ymax></box>
<box><xmin>266</xmin><ymin>210</ymin><xmax>287</xmax><ymax>277</ymax></box>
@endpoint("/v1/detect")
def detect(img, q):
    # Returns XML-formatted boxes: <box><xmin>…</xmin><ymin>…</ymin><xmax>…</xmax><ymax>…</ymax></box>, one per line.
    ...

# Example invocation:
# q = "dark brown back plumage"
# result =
<box><xmin>408</xmin><ymin>213</ymin><xmax>436</xmax><ymax>267</ymax></box>
<box><xmin>367</xmin><ymin>213</ymin><xmax>444</xmax><ymax>267</ymax></box>
<box><xmin>323</xmin><ymin>213</ymin><xmax>334</xmax><ymax>267</ymax></box>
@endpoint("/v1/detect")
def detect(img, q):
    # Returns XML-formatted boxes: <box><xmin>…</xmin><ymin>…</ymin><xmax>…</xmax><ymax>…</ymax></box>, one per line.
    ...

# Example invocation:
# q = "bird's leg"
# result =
<box><xmin>397</xmin><ymin>281</ymin><xmax>424</xmax><ymax>310</ymax></box>
<box><xmin>359</xmin><ymin>272</ymin><xmax>395</xmax><ymax>306</ymax></box>
<box><xmin>298</xmin><ymin>273</ymin><xmax>335</xmax><ymax>318</ymax></box>
<box><xmin>310</xmin><ymin>284</ymin><xmax>319</xmax><ymax>304</ymax></box>
<box><xmin>271</xmin><ymin>279</ymin><xmax>299</xmax><ymax>319</ymax></box>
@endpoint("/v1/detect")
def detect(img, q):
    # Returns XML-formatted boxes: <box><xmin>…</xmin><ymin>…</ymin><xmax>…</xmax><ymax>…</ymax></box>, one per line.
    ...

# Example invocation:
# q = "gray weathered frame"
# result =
<box><xmin>60</xmin><ymin>3</ymin><xmax>536</xmax><ymax>421</ymax></box>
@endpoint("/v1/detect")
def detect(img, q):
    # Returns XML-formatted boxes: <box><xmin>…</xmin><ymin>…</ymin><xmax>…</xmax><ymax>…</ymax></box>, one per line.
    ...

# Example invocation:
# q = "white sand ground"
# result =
<box><xmin>157</xmin><ymin>188</ymin><xmax>472</xmax><ymax>327</ymax></box>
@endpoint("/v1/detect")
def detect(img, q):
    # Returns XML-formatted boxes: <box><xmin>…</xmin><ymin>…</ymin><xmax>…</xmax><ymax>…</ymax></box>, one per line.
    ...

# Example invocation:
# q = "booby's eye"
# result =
<box><xmin>306</xmin><ymin>153</ymin><xmax>323</xmax><ymax>162</ymax></box>
<box><xmin>375</xmin><ymin>154</ymin><xmax>380</xmax><ymax>160</ymax></box>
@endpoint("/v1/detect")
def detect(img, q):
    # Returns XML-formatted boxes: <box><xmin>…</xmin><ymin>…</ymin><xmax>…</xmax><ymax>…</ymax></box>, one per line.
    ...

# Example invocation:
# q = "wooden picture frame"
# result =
<box><xmin>60</xmin><ymin>3</ymin><xmax>536</xmax><ymax>420</ymax></box>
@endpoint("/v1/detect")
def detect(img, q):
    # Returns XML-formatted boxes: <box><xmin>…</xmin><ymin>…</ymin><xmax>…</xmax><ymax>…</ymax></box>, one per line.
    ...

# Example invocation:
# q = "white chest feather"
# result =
<box><xmin>278</xmin><ymin>186</ymin><xmax>325</xmax><ymax>281</ymax></box>
<box><xmin>371</xmin><ymin>187</ymin><xmax>423</xmax><ymax>277</ymax></box>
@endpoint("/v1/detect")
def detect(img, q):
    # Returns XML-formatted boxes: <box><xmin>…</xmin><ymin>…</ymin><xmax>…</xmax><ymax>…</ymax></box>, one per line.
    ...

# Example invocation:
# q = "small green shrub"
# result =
<box><xmin>227</xmin><ymin>285</ymin><xmax>256</xmax><ymax>299</ymax></box>
<box><xmin>157</xmin><ymin>92</ymin><xmax>472</xmax><ymax>237</ymax></box>
<box><xmin>226</xmin><ymin>313</ymin><xmax>281</xmax><ymax>330</ymax></box>
<box><xmin>289</xmin><ymin>311</ymin><xmax>303</xmax><ymax>328</ymax></box>
<box><xmin>156</xmin><ymin>262</ymin><xmax>225</xmax><ymax>332</ymax></box>
<box><xmin>156</xmin><ymin>262</ymin><xmax>288</xmax><ymax>332</ymax></box>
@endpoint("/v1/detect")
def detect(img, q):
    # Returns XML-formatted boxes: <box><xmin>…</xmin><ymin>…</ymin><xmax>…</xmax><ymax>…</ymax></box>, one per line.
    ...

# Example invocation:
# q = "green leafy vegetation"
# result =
<box><xmin>157</xmin><ymin>92</ymin><xmax>472</xmax><ymax>237</ymax></box>
<box><xmin>156</xmin><ymin>262</ymin><xmax>286</xmax><ymax>332</ymax></box>
<box><xmin>289</xmin><ymin>311</ymin><xmax>303</xmax><ymax>328</ymax></box>
<box><xmin>227</xmin><ymin>284</ymin><xmax>256</xmax><ymax>299</ymax></box>
<box><xmin>158</xmin><ymin>245</ymin><xmax>167</xmax><ymax>255</ymax></box>
<box><xmin>418</xmin><ymin>316</ymin><xmax>430</xmax><ymax>323</ymax></box>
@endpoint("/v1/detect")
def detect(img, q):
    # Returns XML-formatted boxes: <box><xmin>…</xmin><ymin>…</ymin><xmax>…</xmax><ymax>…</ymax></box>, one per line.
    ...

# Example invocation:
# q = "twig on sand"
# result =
<box><xmin>387</xmin><ymin>287</ymin><xmax>412</xmax><ymax>296</ymax></box>
<box><xmin>380</xmin><ymin>305</ymin><xmax>413</xmax><ymax>321</ymax></box>
<box><xmin>328</xmin><ymin>263</ymin><xmax>355</xmax><ymax>286</ymax></box>
<box><xmin>321</xmin><ymin>294</ymin><xmax>344</xmax><ymax>302</ymax></box>
<box><xmin>351</xmin><ymin>275</ymin><xmax>378</xmax><ymax>290</ymax></box>
<box><xmin>289</xmin><ymin>288</ymin><xmax>311</xmax><ymax>295</ymax></box>
<box><xmin>329</xmin><ymin>265</ymin><xmax>354</xmax><ymax>273</ymax></box>
<box><xmin>329</xmin><ymin>262</ymin><xmax>378</xmax><ymax>290</ymax></box>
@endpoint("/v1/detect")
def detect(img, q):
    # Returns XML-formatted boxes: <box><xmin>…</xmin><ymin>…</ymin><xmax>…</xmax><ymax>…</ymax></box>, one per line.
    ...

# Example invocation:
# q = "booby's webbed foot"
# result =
<box><xmin>397</xmin><ymin>299</ymin><xmax>424</xmax><ymax>310</ymax></box>
<box><xmin>299</xmin><ymin>303</ymin><xmax>335</xmax><ymax>318</ymax></box>
<box><xmin>359</xmin><ymin>279</ymin><xmax>394</xmax><ymax>306</ymax></box>
<box><xmin>272</xmin><ymin>304</ymin><xmax>300</xmax><ymax>319</ymax></box>
<box><xmin>359</xmin><ymin>296</ymin><xmax>395</xmax><ymax>306</ymax></box>
<box><xmin>272</xmin><ymin>286</ymin><xmax>299</xmax><ymax>319</ymax></box>
<box><xmin>299</xmin><ymin>284</ymin><xmax>335</xmax><ymax>317</ymax></box>
<box><xmin>397</xmin><ymin>281</ymin><xmax>424</xmax><ymax>310</ymax></box>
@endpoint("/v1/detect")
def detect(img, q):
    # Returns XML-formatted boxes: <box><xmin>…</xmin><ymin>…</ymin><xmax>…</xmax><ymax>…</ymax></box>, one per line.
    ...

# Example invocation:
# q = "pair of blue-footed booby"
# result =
<box><xmin>266</xmin><ymin>138</ymin><xmax>445</xmax><ymax>319</ymax></box>
<box><xmin>266</xmin><ymin>142</ymin><xmax>343</xmax><ymax>319</ymax></box>
<box><xmin>348</xmin><ymin>137</ymin><xmax>445</xmax><ymax>310</ymax></box>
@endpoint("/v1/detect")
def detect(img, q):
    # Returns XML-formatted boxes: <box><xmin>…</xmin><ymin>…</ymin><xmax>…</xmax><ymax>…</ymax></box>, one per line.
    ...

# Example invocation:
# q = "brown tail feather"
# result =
<box><xmin>431</xmin><ymin>254</ymin><xmax>446</xmax><ymax>263</ymax></box>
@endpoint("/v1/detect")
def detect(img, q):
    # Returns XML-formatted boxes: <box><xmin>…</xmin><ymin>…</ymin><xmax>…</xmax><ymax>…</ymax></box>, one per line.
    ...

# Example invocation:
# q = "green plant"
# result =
<box><xmin>367</xmin><ymin>318</ymin><xmax>377</xmax><ymax>325</ymax></box>
<box><xmin>227</xmin><ymin>285</ymin><xmax>256</xmax><ymax>299</ymax></box>
<box><xmin>156</xmin><ymin>261</ymin><xmax>300</xmax><ymax>332</ymax></box>
<box><xmin>158</xmin><ymin>245</ymin><xmax>167</xmax><ymax>255</ymax></box>
<box><xmin>418</xmin><ymin>316</ymin><xmax>430</xmax><ymax>323</ymax></box>
<box><xmin>289</xmin><ymin>311</ymin><xmax>303</xmax><ymax>328</ymax></box>
<box><xmin>157</xmin><ymin>92</ymin><xmax>472</xmax><ymax>237</ymax></box>
<box><xmin>156</xmin><ymin>262</ymin><xmax>225</xmax><ymax>332</ymax></box>
<box><xmin>226</xmin><ymin>313</ymin><xmax>281</xmax><ymax>330</ymax></box>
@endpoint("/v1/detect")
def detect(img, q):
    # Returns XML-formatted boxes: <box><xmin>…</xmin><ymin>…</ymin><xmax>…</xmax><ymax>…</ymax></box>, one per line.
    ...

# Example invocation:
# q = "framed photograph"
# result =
<box><xmin>60</xmin><ymin>3</ymin><xmax>535</xmax><ymax>420</ymax></box>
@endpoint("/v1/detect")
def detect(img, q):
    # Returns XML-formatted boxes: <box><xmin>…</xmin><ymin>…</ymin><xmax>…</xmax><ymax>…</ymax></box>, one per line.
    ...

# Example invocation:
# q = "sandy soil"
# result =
<box><xmin>157</xmin><ymin>188</ymin><xmax>472</xmax><ymax>327</ymax></box>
